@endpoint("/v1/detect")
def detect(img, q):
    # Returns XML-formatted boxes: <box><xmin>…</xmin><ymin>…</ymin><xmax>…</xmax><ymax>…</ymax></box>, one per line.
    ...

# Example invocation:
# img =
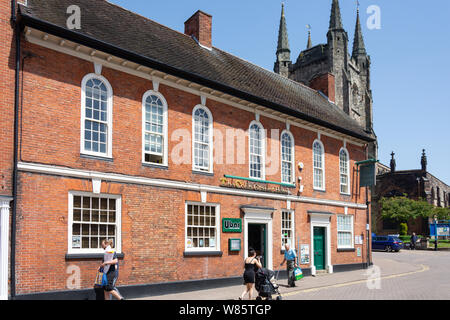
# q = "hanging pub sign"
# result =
<box><xmin>356</xmin><ymin>159</ymin><xmax>379</xmax><ymax>187</ymax></box>
<box><xmin>219</xmin><ymin>175</ymin><xmax>293</xmax><ymax>195</ymax></box>
<box><xmin>222</xmin><ymin>218</ymin><xmax>242</xmax><ymax>233</ymax></box>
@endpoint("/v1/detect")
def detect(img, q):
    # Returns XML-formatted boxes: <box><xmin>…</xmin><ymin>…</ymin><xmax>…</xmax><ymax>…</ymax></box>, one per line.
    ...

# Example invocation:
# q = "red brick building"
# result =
<box><xmin>0</xmin><ymin>0</ymin><xmax>376</xmax><ymax>299</ymax></box>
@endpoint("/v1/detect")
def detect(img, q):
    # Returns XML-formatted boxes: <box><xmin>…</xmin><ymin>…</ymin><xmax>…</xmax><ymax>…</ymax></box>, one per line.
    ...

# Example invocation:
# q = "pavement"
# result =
<box><xmin>134</xmin><ymin>250</ymin><xmax>439</xmax><ymax>300</ymax></box>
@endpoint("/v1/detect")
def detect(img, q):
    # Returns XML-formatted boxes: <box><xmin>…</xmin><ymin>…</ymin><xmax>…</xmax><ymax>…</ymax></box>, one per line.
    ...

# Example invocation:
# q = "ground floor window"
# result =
<box><xmin>69</xmin><ymin>192</ymin><xmax>121</xmax><ymax>254</ymax></box>
<box><xmin>337</xmin><ymin>215</ymin><xmax>354</xmax><ymax>248</ymax></box>
<box><xmin>281</xmin><ymin>210</ymin><xmax>295</xmax><ymax>250</ymax></box>
<box><xmin>185</xmin><ymin>203</ymin><xmax>220</xmax><ymax>252</ymax></box>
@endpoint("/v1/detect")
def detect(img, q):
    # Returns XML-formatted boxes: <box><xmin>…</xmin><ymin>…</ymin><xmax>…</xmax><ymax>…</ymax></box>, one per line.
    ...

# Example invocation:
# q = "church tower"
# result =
<box><xmin>273</xmin><ymin>0</ymin><xmax>377</xmax><ymax>159</ymax></box>
<box><xmin>327</xmin><ymin>0</ymin><xmax>350</xmax><ymax>114</ymax></box>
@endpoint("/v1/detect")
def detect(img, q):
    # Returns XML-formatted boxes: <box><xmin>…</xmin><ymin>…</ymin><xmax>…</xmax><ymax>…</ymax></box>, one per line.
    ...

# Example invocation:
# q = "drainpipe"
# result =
<box><xmin>11</xmin><ymin>0</ymin><xmax>21</xmax><ymax>300</ymax></box>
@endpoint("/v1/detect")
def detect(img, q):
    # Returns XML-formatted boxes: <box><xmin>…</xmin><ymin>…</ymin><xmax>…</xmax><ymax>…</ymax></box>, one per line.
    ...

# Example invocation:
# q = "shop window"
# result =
<box><xmin>337</xmin><ymin>215</ymin><xmax>353</xmax><ymax>248</ymax></box>
<box><xmin>69</xmin><ymin>193</ymin><xmax>121</xmax><ymax>254</ymax></box>
<box><xmin>185</xmin><ymin>203</ymin><xmax>220</xmax><ymax>252</ymax></box>
<box><xmin>281</xmin><ymin>210</ymin><xmax>295</xmax><ymax>250</ymax></box>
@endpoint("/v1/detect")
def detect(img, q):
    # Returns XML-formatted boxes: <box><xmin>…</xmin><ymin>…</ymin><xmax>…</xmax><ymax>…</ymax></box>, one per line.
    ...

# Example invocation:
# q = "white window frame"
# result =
<box><xmin>80</xmin><ymin>73</ymin><xmax>113</xmax><ymax>158</ymax></box>
<box><xmin>313</xmin><ymin>139</ymin><xmax>325</xmax><ymax>191</ymax></box>
<box><xmin>339</xmin><ymin>148</ymin><xmax>351</xmax><ymax>195</ymax></box>
<box><xmin>281</xmin><ymin>210</ymin><xmax>295</xmax><ymax>250</ymax></box>
<box><xmin>142</xmin><ymin>90</ymin><xmax>169</xmax><ymax>167</ymax></box>
<box><xmin>68</xmin><ymin>191</ymin><xmax>122</xmax><ymax>254</ymax></box>
<box><xmin>185</xmin><ymin>202</ymin><xmax>221</xmax><ymax>253</ymax></box>
<box><xmin>248</xmin><ymin>121</ymin><xmax>266</xmax><ymax>180</ymax></box>
<box><xmin>280</xmin><ymin>130</ymin><xmax>295</xmax><ymax>184</ymax></box>
<box><xmin>192</xmin><ymin>105</ymin><xmax>214</xmax><ymax>173</ymax></box>
<box><xmin>337</xmin><ymin>215</ymin><xmax>354</xmax><ymax>249</ymax></box>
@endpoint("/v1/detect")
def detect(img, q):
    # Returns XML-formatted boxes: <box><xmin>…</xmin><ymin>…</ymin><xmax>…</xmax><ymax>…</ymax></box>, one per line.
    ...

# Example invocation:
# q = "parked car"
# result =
<box><xmin>372</xmin><ymin>235</ymin><xmax>403</xmax><ymax>252</ymax></box>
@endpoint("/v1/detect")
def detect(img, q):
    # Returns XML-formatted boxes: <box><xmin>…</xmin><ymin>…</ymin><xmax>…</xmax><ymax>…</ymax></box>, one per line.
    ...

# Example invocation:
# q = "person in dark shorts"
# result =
<box><xmin>101</xmin><ymin>239</ymin><xmax>124</xmax><ymax>300</ymax></box>
<box><xmin>239</xmin><ymin>248</ymin><xmax>262</xmax><ymax>300</ymax></box>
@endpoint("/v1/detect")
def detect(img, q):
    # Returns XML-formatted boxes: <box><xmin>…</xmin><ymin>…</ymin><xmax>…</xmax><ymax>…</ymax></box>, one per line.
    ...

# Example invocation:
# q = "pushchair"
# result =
<box><xmin>254</xmin><ymin>268</ymin><xmax>283</xmax><ymax>300</ymax></box>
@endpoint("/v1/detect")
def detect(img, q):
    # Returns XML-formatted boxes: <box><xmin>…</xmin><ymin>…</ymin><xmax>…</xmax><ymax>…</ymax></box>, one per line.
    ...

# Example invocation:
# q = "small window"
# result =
<box><xmin>313</xmin><ymin>140</ymin><xmax>325</xmax><ymax>190</ymax></box>
<box><xmin>69</xmin><ymin>193</ymin><xmax>121</xmax><ymax>254</ymax></box>
<box><xmin>81</xmin><ymin>74</ymin><xmax>113</xmax><ymax>158</ymax></box>
<box><xmin>185</xmin><ymin>203</ymin><xmax>220</xmax><ymax>252</ymax></box>
<box><xmin>337</xmin><ymin>215</ymin><xmax>354</xmax><ymax>248</ymax></box>
<box><xmin>281</xmin><ymin>210</ymin><xmax>295</xmax><ymax>250</ymax></box>
<box><xmin>340</xmin><ymin>148</ymin><xmax>350</xmax><ymax>194</ymax></box>
<box><xmin>143</xmin><ymin>91</ymin><xmax>168</xmax><ymax>166</ymax></box>
<box><xmin>281</xmin><ymin>131</ymin><xmax>295</xmax><ymax>184</ymax></box>
<box><xmin>192</xmin><ymin>106</ymin><xmax>213</xmax><ymax>173</ymax></box>
<box><xmin>249</xmin><ymin>121</ymin><xmax>265</xmax><ymax>179</ymax></box>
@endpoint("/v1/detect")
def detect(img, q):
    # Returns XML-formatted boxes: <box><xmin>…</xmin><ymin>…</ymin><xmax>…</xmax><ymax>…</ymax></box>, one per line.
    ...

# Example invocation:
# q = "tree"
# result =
<box><xmin>380</xmin><ymin>195</ymin><xmax>434</xmax><ymax>223</ymax></box>
<box><xmin>433</xmin><ymin>207</ymin><xmax>450</xmax><ymax>221</ymax></box>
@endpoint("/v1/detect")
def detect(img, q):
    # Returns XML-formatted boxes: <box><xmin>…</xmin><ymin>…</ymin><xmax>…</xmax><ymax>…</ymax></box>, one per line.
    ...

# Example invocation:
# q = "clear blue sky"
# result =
<box><xmin>111</xmin><ymin>0</ymin><xmax>450</xmax><ymax>184</ymax></box>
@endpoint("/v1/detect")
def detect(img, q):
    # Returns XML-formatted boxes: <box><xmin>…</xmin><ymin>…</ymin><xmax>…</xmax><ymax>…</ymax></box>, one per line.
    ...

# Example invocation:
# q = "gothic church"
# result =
<box><xmin>274</xmin><ymin>0</ymin><xmax>377</xmax><ymax>158</ymax></box>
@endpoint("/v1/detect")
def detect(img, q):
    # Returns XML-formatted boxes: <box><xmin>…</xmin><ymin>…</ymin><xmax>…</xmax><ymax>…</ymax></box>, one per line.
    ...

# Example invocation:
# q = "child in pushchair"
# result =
<box><xmin>254</xmin><ymin>268</ymin><xmax>283</xmax><ymax>300</ymax></box>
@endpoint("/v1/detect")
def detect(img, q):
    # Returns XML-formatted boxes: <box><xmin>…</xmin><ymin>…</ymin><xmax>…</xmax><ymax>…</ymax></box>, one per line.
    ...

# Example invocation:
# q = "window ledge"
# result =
<box><xmin>142</xmin><ymin>163</ymin><xmax>168</xmax><ymax>170</ymax></box>
<box><xmin>183</xmin><ymin>251</ymin><xmax>223</xmax><ymax>257</ymax></box>
<box><xmin>313</xmin><ymin>188</ymin><xmax>326</xmax><ymax>193</ymax></box>
<box><xmin>192</xmin><ymin>170</ymin><xmax>214</xmax><ymax>177</ymax></box>
<box><xmin>65</xmin><ymin>253</ymin><xmax>125</xmax><ymax>260</ymax></box>
<box><xmin>80</xmin><ymin>154</ymin><xmax>114</xmax><ymax>162</ymax></box>
<box><xmin>337</xmin><ymin>248</ymin><xmax>356</xmax><ymax>253</ymax></box>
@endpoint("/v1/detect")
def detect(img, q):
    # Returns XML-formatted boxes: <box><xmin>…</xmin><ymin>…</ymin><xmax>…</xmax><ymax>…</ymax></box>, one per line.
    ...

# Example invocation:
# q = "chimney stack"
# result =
<box><xmin>184</xmin><ymin>10</ymin><xmax>212</xmax><ymax>49</ymax></box>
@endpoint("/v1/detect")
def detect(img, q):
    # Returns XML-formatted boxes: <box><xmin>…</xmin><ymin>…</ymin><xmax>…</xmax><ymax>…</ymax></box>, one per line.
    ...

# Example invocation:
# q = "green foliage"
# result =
<box><xmin>433</xmin><ymin>207</ymin><xmax>450</xmax><ymax>220</ymax></box>
<box><xmin>380</xmin><ymin>195</ymin><xmax>434</xmax><ymax>223</ymax></box>
<box><xmin>399</xmin><ymin>223</ymin><xmax>408</xmax><ymax>236</ymax></box>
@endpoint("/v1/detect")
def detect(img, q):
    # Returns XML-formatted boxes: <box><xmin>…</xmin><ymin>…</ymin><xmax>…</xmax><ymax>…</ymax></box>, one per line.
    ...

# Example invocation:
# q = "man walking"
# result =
<box><xmin>280</xmin><ymin>243</ymin><xmax>298</xmax><ymax>287</ymax></box>
<box><xmin>410</xmin><ymin>233</ymin><xmax>418</xmax><ymax>250</ymax></box>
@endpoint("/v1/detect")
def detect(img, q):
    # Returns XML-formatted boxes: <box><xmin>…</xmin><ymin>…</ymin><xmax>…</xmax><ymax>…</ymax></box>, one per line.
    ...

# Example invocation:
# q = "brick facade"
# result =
<box><xmin>2</xmin><ymin>0</ymin><xmax>373</xmax><ymax>297</ymax></box>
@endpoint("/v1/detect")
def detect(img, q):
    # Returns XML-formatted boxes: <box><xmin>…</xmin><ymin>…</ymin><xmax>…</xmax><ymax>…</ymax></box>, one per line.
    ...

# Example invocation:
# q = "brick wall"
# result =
<box><xmin>0</xmin><ymin>0</ymin><xmax>15</xmax><ymax>197</ymax></box>
<box><xmin>10</xmin><ymin>29</ymin><xmax>371</xmax><ymax>295</ymax></box>
<box><xmin>15</xmin><ymin>172</ymin><xmax>368</xmax><ymax>294</ymax></box>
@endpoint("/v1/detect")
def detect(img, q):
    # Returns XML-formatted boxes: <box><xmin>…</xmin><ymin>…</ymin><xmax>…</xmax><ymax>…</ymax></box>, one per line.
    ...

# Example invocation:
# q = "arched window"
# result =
<box><xmin>340</xmin><ymin>148</ymin><xmax>350</xmax><ymax>194</ymax></box>
<box><xmin>192</xmin><ymin>105</ymin><xmax>213</xmax><ymax>172</ymax></box>
<box><xmin>313</xmin><ymin>140</ymin><xmax>325</xmax><ymax>190</ymax></box>
<box><xmin>249</xmin><ymin>121</ymin><xmax>265</xmax><ymax>179</ymax></box>
<box><xmin>81</xmin><ymin>74</ymin><xmax>113</xmax><ymax>157</ymax></box>
<box><xmin>281</xmin><ymin>131</ymin><xmax>295</xmax><ymax>184</ymax></box>
<box><xmin>142</xmin><ymin>91</ymin><xmax>168</xmax><ymax>166</ymax></box>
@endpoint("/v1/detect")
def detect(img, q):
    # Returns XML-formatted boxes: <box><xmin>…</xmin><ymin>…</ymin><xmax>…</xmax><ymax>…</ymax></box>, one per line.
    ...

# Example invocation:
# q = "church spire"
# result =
<box><xmin>274</xmin><ymin>3</ymin><xmax>291</xmax><ymax>78</ymax></box>
<box><xmin>329</xmin><ymin>0</ymin><xmax>343</xmax><ymax>30</ymax></box>
<box><xmin>352</xmin><ymin>6</ymin><xmax>367</xmax><ymax>58</ymax></box>
<box><xmin>277</xmin><ymin>3</ymin><xmax>290</xmax><ymax>54</ymax></box>
<box><xmin>306</xmin><ymin>25</ymin><xmax>312</xmax><ymax>49</ymax></box>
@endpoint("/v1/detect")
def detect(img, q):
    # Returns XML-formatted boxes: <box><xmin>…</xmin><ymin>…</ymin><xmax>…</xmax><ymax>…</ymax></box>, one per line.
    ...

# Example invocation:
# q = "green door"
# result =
<box><xmin>313</xmin><ymin>227</ymin><xmax>326</xmax><ymax>270</ymax></box>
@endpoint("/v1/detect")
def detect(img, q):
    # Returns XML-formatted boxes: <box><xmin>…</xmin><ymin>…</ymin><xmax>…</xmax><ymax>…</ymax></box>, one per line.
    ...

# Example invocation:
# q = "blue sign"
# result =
<box><xmin>430</xmin><ymin>223</ymin><xmax>450</xmax><ymax>237</ymax></box>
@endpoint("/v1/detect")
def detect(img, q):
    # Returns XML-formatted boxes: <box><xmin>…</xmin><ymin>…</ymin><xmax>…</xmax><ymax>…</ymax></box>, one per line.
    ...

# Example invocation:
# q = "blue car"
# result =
<box><xmin>372</xmin><ymin>235</ymin><xmax>403</xmax><ymax>252</ymax></box>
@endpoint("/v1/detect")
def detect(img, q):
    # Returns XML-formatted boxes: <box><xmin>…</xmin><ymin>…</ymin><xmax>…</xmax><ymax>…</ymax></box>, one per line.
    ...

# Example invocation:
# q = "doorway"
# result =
<box><xmin>313</xmin><ymin>227</ymin><xmax>326</xmax><ymax>270</ymax></box>
<box><xmin>248</xmin><ymin>224</ymin><xmax>267</xmax><ymax>268</ymax></box>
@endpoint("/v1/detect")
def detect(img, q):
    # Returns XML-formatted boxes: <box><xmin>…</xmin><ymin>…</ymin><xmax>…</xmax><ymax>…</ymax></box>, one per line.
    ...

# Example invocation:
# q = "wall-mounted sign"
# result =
<box><xmin>229</xmin><ymin>239</ymin><xmax>241</xmax><ymax>252</ymax></box>
<box><xmin>219</xmin><ymin>177</ymin><xmax>292</xmax><ymax>195</ymax></box>
<box><xmin>357</xmin><ymin>247</ymin><xmax>362</xmax><ymax>257</ymax></box>
<box><xmin>300</xmin><ymin>244</ymin><xmax>310</xmax><ymax>265</ymax></box>
<box><xmin>222</xmin><ymin>218</ymin><xmax>242</xmax><ymax>233</ymax></box>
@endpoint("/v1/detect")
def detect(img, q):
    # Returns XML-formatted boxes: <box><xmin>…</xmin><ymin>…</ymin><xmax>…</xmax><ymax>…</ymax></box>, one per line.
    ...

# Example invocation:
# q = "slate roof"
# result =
<box><xmin>18</xmin><ymin>0</ymin><xmax>375</xmax><ymax>142</ymax></box>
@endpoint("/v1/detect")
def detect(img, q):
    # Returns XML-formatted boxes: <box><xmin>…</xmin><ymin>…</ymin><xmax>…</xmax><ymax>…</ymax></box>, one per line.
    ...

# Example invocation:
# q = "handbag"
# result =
<box><xmin>94</xmin><ymin>267</ymin><xmax>108</xmax><ymax>287</ymax></box>
<box><xmin>294</xmin><ymin>267</ymin><xmax>303</xmax><ymax>281</ymax></box>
